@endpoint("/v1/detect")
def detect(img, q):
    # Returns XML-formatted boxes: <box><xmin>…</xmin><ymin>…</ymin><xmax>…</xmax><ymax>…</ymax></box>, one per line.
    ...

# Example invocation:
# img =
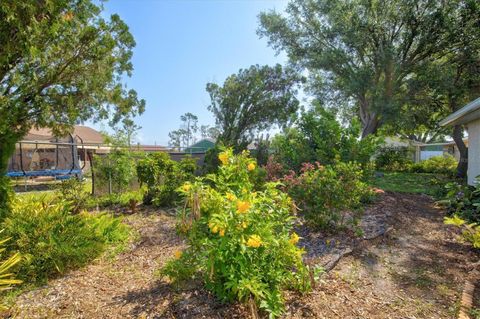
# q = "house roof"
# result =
<box><xmin>24</xmin><ymin>125</ymin><xmax>104</xmax><ymax>145</ymax></box>
<box><xmin>184</xmin><ymin>138</ymin><xmax>216</xmax><ymax>153</ymax></box>
<box><xmin>439</xmin><ymin>97</ymin><xmax>480</xmax><ymax>126</ymax></box>
<box><xmin>72</xmin><ymin>126</ymin><xmax>104</xmax><ymax>144</ymax></box>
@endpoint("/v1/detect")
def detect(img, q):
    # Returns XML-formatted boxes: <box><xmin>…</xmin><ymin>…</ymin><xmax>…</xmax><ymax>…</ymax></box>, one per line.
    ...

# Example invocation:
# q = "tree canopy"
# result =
<box><xmin>259</xmin><ymin>0</ymin><xmax>454</xmax><ymax>137</ymax></box>
<box><xmin>0</xmin><ymin>0</ymin><xmax>144</xmax><ymax>213</ymax></box>
<box><xmin>0</xmin><ymin>0</ymin><xmax>144</xmax><ymax>169</ymax></box>
<box><xmin>206</xmin><ymin>64</ymin><xmax>302</xmax><ymax>148</ymax></box>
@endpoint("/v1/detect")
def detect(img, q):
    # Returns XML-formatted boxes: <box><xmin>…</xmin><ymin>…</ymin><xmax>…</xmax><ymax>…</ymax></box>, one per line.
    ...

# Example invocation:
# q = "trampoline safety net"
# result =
<box><xmin>7</xmin><ymin>133</ymin><xmax>82</xmax><ymax>179</ymax></box>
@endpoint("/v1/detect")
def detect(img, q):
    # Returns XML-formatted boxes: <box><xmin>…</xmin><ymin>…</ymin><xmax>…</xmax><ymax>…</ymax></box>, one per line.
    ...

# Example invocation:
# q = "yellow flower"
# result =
<box><xmin>236</xmin><ymin>200</ymin><xmax>251</xmax><ymax>214</ymax></box>
<box><xmin>226</xmin><ymin>193</ymin><xmax>236</xmax><ymax>201</ymax></box>
<box><xmin>218</xmin><ymin>152</ymin><xmax>229</xmax><ymax>165</ymax></box>
<box><xmin>247</xmin><ymin>163</ymin><xmax>256</xmax><ymax>171</ymax></box>
<box><xmin>182</xmin><ymin>184</ymin><xmax>191</xmax><ymax>192</ymax></box>
<box><xmin>174</xmin><ymin>250</ymin><xmax>183</xmax><ymax>259</ymax></box>
<box><xmin>289</xmin><ymin>232</ymin><xmax>300</xmax><ymax>245</ymax></box>
<box><xmin>242</xmin><ymin>222</ymin><xmax>248</xmax><ymax>229</ymax></box>
<box><xmin>219</xmin><ymin>229</ymin><xmax>225</xmax><ymax>237</ymax></box>
<box><xmin>62</xmin><ymin>12</ymin><xmax>74</xmax><ymax>21</ymax></box>
<box><xmin>209</xmin><ymin>222</ymin><xmax>219</xmax><ymax>234</ymax></box>
<box><xmin>246</xmin><ymin>234</ymin><xmax>262</xmax><ymax>248</ymax></box>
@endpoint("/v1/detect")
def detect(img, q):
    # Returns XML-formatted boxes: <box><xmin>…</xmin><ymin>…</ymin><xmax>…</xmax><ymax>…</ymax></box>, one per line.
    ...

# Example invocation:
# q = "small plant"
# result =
<box><xmin>0</xmin><ymin>234</ymin><xmax>21</xmax><ymax>311</ymax></box>
<box><xmin>57</xmin><ymin>178</ymin><xmax>89</xmax><ymax>214</ymax></box>
<box><xmin>87</xmin><ymin>189</ymin><xmax>144</xmax><ymax>210</ymax></box>
<box><xmin>444</xmin><ymin>215</ymin><xmax>480</xmax><ymax>249</ymax></box>
<box><xmin>282</xmin><ymin>161</ymin><xmax>372</xmax><ymax>230</ymax></box>
<box><xmin>1</xmin><ymin>196</ymin><xmax>130</xmax><ymax>284</ymax></box>
<box><xmin>161</xmin><ymin>149</ymin><xmax>312</xmax><ymax>318</ymax></box>
<box><xmin>440</xmin><ymin>179</ymin><xmax>480</xmax><ymax>223</ymax></box>
<box><xmin>137</xmin><ymin>152</ymin><xmax>196</xmax><ymax>207</ymax></box>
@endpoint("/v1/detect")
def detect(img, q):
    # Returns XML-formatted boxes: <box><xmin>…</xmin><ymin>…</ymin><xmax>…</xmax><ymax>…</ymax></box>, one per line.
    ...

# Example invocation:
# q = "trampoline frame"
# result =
<box><xmin>6</xmin><ymin>133</ymin><xmax>83</xmax><ymax>180</ymax></box>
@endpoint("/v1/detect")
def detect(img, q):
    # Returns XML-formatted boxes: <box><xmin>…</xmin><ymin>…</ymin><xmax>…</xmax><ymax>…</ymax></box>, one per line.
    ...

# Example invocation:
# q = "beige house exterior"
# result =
<box><xmin>440</xmin><ymin>97</ymin><xmax>480</xmax><ymax>185</ymax></box>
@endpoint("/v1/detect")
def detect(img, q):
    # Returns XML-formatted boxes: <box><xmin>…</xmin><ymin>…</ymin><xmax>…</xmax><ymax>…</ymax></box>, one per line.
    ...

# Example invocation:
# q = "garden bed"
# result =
<box><xmin>11</xmin><ymin>192</ymin><xmax>479</xmax><ymax>318</ymax></box>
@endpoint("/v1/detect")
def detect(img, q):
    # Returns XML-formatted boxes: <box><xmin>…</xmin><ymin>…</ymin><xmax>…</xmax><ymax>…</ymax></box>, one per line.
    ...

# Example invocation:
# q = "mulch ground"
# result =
<box><xmin>10</xmin><ymin>192</ymin><xmax>480</xmax><ymax>319</ymax></box>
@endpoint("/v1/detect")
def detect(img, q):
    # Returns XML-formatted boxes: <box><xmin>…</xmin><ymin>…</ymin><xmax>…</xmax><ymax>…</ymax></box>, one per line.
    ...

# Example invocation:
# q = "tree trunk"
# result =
<box><xmin>452</xmin><ymin>125</ymin><xmax>468</xmax><ymax>179</ymax></box>
<box><xmin>361</xmin><ymin>115</ymin><xmax>380</xmax><ymax>139</ymax></box>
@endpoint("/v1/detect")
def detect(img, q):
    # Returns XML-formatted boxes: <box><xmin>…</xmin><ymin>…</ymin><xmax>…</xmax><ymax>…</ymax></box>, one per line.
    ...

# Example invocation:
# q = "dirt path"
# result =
<box><xmin>12</xmin><ymin>193</ymin><xmax>479</xmax><ymax>318</ymax></box>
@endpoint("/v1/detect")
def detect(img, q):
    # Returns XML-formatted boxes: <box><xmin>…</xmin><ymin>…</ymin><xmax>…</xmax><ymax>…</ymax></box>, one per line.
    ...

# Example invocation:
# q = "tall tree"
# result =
<box><xmin>0</xmin><ymin>1</ymin><xmax>145</xmax><ymax>211</ymax></box>
<box><xmin>118</xmin><ymin>118</ymin><xmax>141</xmax><ymax>147</ymax></box>
<box><xmin>199</xmin><ymin>125</ymin><xmax>220</xmax><ymax>140</ymax></box>
<box><xmin>168</xmin><ymin>113</ymin><xmax>199</xmax><ymax>149</ymax></box>
<box><xmin>168</xmin><ymin>128</ymin><xmax>187</xmax><ymax>150</ymax></box>
<box><xmin>394</xmin><ymin>0</ymin><xmax>480</xmax><ymax>177</ymax></box>
<box><xmin>259</xmin><ymin>0</ymin><xmax>452</xmax><ymax>138</ymax></box>
<box><xmin>206</xmin><ymin>64</ymin><xmax>302</xmax><ymax>148</ymax></box>
<box><xmin>180</xmin><ymin>112</ymin><xmax>198</xmax><ymax>147</ymax></box>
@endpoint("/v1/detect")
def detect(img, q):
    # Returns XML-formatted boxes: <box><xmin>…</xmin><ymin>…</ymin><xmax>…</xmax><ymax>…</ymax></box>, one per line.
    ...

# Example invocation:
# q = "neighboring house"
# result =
<box><xmin>440</xmin><ymin>97</ymin><xmax>480</xmax><ymax>185</ymax></box>
<box><xmin>382</xmin><ymin>136</ymin><xmax>466</xmax><ymax>163</ymax></box>
<box><xmin>417</xmin><ymin>140</ymin><xmax>468</xmax><ymax>162</ymax></box>
<box><xmin>184</xmin><ymin>138</ymin><xmax>216</xmax><ymax>153</ymax></box>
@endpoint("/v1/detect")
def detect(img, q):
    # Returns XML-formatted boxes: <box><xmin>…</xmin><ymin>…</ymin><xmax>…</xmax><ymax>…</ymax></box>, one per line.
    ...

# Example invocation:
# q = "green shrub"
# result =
<box><xmin>283</xmin><ymin>162</ymin><xmax>372</xmax><ymax>230</ymax></box>
<box><xmin>0</xmin><ymin>176</ymin><xmax>13</xmax><ymax>220</ymax></box>
<box><xmin>94</xmin><ymin>149</ymin><xmax>139</xmax><ymax>194</ymax></box>
<box><xmin>410</xmin><ymin>155</ymin><xmax>457</xmax><ymax>175</ymax></box>
<box><xmin>271</xmin><ymin>106</ymin><xmax>379</xmax><ymax>172</ymax></box>
<box><xmin>440</xmin><ymin>179</ymin><xmax>480</xmax><ymax>223</ymax></box>
<box><xmin>375</xmin><ymin>146</ymin><xmax>413</xmax><ymax>172</ymax></box>
<box><xmin>2</xmin><ymin>196</ymin><xmax>130</xmax><ymax>284</ymax></box>
<box><xmin>137</xmin><ymin>153</ymin><xmax>196</xmax><ymax>206</ymax></box>
<box><xmin>57</xmin><ymin>178</ymin><xmax>89</xmax><ymax>214</ymax></box>
<box><xmin>202</xmin><ymin>145</ymin><xmax>221</xmax><ymax>174</ymax></box>
<box><xmin>161</xmin><ymin>149</ymin><xmax>314</xmax><ymax>318</ymax></box>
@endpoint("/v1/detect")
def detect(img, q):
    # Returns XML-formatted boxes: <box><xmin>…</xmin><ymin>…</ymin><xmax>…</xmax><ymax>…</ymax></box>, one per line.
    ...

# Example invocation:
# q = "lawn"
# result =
<box><xmin>371</xmin><ymin>172</ymin><xmax>448</xmax><ymax>197</ymax></box>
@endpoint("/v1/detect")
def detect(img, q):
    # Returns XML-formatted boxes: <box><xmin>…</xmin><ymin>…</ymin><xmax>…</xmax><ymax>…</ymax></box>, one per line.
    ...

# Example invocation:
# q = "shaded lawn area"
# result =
<box><xmin>371</xmin><ymin>172</ymin><xmax>448</xmax><ymax>197</ymax></box>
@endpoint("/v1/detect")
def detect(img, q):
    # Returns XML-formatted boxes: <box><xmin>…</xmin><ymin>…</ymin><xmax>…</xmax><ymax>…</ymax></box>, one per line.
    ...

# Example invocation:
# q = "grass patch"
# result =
<box><xmin>371</xmin><ymin>172</ymin><xmax>448</xmax><ymax>197</ymax></box>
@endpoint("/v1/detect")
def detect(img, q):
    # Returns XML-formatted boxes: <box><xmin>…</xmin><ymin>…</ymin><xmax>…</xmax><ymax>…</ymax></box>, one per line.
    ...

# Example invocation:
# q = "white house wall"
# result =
<box><xmin>467</xmin><ymin>118</ymin><xmax>480</xmax><ymax>185</ymax></box>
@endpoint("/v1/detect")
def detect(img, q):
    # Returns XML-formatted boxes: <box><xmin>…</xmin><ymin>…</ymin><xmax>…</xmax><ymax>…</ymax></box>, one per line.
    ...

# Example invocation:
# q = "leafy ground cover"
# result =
<box><xmin>10</xmin><ymin>192</ymin><xmax>478</xmax><ymax>318</ymax></box>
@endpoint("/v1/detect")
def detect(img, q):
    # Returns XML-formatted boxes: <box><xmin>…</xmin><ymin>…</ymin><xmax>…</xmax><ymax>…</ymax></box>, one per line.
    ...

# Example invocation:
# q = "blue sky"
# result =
<box><xmin>95</xmin><ymin>0</ymin><xmax>289</xmax><ymax>145</ymax></box>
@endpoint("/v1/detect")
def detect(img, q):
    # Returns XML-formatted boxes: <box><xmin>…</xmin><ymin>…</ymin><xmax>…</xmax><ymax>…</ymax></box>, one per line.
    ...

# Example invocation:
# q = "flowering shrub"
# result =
<box><xmin>282</xmin><ymin>161</ymin><xmax>372</xmax><ymax>230</ymax></box>
<box><xmin>161</xmin><ymin>149</ymin><xmax>314</xmax><ymax>318</ymax></box>
<box><xmin>264</xmin><ymin>155</ymin><xmax>286</xmax><ymax>182</ymax></box>
<box><xmin>136</xmin><ymin>153</ymin><xmax>196</xmax><ymax>206</ymax></box>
